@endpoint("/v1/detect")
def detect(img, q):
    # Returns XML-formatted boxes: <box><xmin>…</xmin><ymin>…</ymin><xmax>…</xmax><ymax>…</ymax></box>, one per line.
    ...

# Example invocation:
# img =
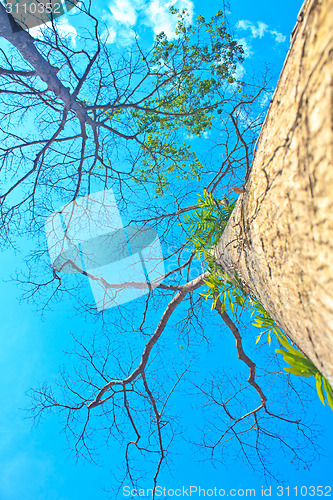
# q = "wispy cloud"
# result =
<box><xmin>237</xmin><ymin>20</ymin><xmax>268</xmax><ymax>39</ymax></box>
<box><xmin>67</xmin><ymin>0</ymin><xmax>82</xmax><ymax>16</ymax></box>
<box><xmin>100</xmin><ymin>21</ymin><xmax>117</xmax><ymax>44</ymax></box>
<box><xmin>145</xmin><ymin>0</ymin><xmax>194</xmax><ymax>38</ymax></box>
<box><xmin>237</xmin><ymin>37</ymin><xmax>254</xmax><ymax>58</ymax></box>
<box><xmin>236</xmin><ymin>19</ymin><xmax>286</xmax><ymax>44</ymax></box>
<box><xmin>56</xmin><ymin>18</ymin><xmax>78</xmax><ymax>46</ymax></box>
<box><xmin>259</xmin><ymin>91</ymin><xmax>273</xmax><ymax>109</ymax></box>
<box><xmin>109</xmin><ymin>0</ymin><xmax>139</xmax><ymax>26</ymax></box>
<box><xmin>269</xmin><ymin>29</ymin><xmax>286</xmax><ymax>43</ymax></box>
<box><xmin>101</xmin><ymin>13</ymin><xmax>136</xmax><ymax>46</ymax></box>
<box><xmin>102</xmin><ymin>0</ymin><xmax>194</xmax><ymax>46</ymax></box>
<box><xmin>233</xmin><ymin>63</ymin><xmax>246</xmax><ymax>81</ymax></box>
<box><xmin>29</xmin><ymin>17</ymin><xmax>77</xmax><ymax>48</ymax></box>
<box><xmin>186</xmin><ymin>129</ymin><xmax>210</xmax><ymax>140</ymax></box>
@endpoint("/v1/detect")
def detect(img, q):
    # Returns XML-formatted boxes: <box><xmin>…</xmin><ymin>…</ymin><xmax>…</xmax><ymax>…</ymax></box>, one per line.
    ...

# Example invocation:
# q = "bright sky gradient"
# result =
<box><xmin>0</xmin><ymin>0</ymin><xmax>332</xmax><ymax>499</ymax></box>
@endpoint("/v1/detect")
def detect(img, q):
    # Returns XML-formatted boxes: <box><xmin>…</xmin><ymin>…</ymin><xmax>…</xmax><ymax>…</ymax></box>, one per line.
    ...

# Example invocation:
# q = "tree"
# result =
<box><xmin>0</xmin><ymin>0</ymin><xmax>328</xmax><ymax>495</ymax></box>
<box><xmin>214</xmin><ymin>0</ymin><xmax>333</xmax><ymax>386</ymax></box>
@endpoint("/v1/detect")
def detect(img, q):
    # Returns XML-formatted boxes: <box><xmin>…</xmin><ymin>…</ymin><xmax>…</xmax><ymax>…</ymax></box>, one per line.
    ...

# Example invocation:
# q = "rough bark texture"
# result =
<box><xmin>214</xmin><ymin>0</ymin><xmax>333</xmax><ymax>384</ymax></box>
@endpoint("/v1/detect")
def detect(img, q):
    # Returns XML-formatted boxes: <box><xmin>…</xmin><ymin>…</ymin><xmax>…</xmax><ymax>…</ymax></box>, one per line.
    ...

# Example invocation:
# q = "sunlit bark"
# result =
<box><xmin>215</xmin><ymin>0</ymin><xmax>333</xmax><ymax>384</ymax></box>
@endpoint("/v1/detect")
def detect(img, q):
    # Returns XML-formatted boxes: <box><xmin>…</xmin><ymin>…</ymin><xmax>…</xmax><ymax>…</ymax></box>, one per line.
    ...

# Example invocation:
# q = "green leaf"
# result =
<box><xmin>275</xmin><ymin>349</ymin><xmax>316</xmax><ymax>369</ymax></box>
<box><xmin>275</xmin><ymin>333</ymin><xmax>300</xmax><ymax>357</ymax></box>
<box><xmin>316</xmin><ymin>373</ymin><xmax>325</xmax><ymax>405</ymax></box>
<box><xmin>256</xmin><ymin>330</ymin><xmax>268</xmax><ymax>344</ymax></box>
<box><xmin>222</xmin><ymin>291</ymin><xmax>226</xmax><ymax>308</ymax></box>
<box><xmin>278</xmin><ymin>353</ymin><xmax>317</xmax><ymax>375</ymax></box>
<box><xmin>255</xmin><ymin>332</ymin><xmax>263</xmax><ymax>344</ymax></box>
<box><xmin>323</xmin><ymin>378</ymin><xmax>333</xmax><ymax>411</ymax></box>
<box><xmin>235</xmin><ymin>295</ymin><xmax>245</xmax><ymax>306</ymax></box>
<box><xmin>219</xmin><ymin>299</ymin><xmax>226</xmax><ymax>313</ymax></box>
<box><xmin>284</xmin><ymin>367</ymin><xmax>313</xmax><ymax>377</ymax></box>
<box><xmin>252</xmin><ymin>320</ymin><xmax>264</xmax><ymax>327</ymax></box>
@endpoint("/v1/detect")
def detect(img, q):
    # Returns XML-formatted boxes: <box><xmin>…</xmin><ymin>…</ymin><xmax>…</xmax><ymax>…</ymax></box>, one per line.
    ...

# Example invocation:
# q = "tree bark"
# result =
<box><xmin>214</xmin><ymin>0</ymin><xmax>333</xmax><ymax>385</ymax></box>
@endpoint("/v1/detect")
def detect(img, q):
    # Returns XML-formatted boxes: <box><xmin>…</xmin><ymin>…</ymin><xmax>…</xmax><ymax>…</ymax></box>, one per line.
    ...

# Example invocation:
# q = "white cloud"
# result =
<box><xmin>236</xmin><ymin>20</ymin><xmax>268</xmax><ymax>39</ymax></box>
<box><xmin>233</xmin><ymin>64</ymin><xmax>246</xmax><ymax>81</ymax></box>
<box><xmin>100</xmin><ymin>23</ymin><xmax>117</xmax><ymax>45</ymax></box>
<box><xmin>259</xmin><ymin>91</ymin><xmax>273</xmax><ymax>108</ymax></box>
<box><xmin>236</xmin><ymin>108</ymin><xmax>256</xmax><ymax>127</ymax></box>
<box><xmin>236</xmin><ymin>19</ymin><xmax>286</xmax><ymax>44</ymax></box>
<box><xmin>237</xmin><ymin>37</ymin><xmax>253</xmax><ymax>58</ymax></box>
<box><xmin>109</xmin><ymin>0</ymin><xmax>139</xmax><ymax>26</ymax></box>
<box><xmin>145</xmin><ymin>0</ymin><xmax>194</xmax><ymax>38</ymax></box>
<box><xmin>101</xmin><ymin>12</ymin><xmax>136</xmax><ymax>46</ymax></box>
<box><xmin>56</xmin><ymin>18</ymin><xmax>78</xmax><ymax>47</ymax></box>
<box><xmin>269</xmin><ymin>29</ymin><xmax>286</xmax><ymax>43</ymax></box>
<box><xmin>67</xmin><ymin>0</ymin><xmax>82</xmax><ymax>15</ymax></box>
<box><xmin>116</xmin><ymin>27</ymin><xmax>137</xmax><ymax>45</ymax></box>
<box><xmin>29</xmin><ymin>24</ymin><xmax>45</xmax><ymax>40</ymax></box>
<box><xmin>102</xmin><ymin>0</ymin><xmax>145</xmax><ymax>46</ymax></box>
<box><xmin>186</xmin><ymin>129</ymin><xmax>209</xmax><ymax>140</ymax></box>
<box><xmin>29</xmin><ymin>17</ymin><xmax>77</xmax><ymax>48</ymax></box>
<box><xmin>102</xmin><ymin>0</ymin><xmax>194</xmax><ymax>46</ymax></box>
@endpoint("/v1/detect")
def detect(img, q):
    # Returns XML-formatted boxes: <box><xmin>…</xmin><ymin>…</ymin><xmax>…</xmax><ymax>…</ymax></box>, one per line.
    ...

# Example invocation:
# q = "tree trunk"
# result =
<box><xmin>214</xmin><ymin>0</ymin><xmax>333</xmax><ymax>385</ymax></box>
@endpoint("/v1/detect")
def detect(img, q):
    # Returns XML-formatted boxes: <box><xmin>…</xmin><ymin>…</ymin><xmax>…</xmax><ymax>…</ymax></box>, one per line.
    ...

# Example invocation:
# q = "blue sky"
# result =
<box><xmin>1</xmin><ymin>0</ymin><xmax>333</xmax><ymax>499</ymax></box>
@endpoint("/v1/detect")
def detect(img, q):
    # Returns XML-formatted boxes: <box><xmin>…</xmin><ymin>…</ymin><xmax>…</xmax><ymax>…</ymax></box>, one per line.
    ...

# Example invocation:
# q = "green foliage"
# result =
<box><xmin>247</xmin><ymin>301</ymin><xmax>333</xmax><ymax>409</ymax></box>
<box><xmin>131</xmin><ymin>8</ymin><xmax>244</xmax><ymax>193</ymax></box>
<box><xmin>136</xmin><ymin>138</ymin><xmax>204</xmax><ymax>196</ymax></box>
<box><xmin>249</xmin><ymin>297</ymin><xmax>283</xmax><ymax>346</ymax></box>
<box><xmin>181</xmin><ymin>190</ymin><xmax>236</xmax><ymax>258</ymax></box>
<box><xmin>183</xmin><ymin>189</ymin><xmax>333</xmax><ymax>411</ymax></box>
<box><xmin>73</xmin><ymin>9</ymin><xmax>245</xmax><ymax>196</ymax></box>
<box><xmin>200</xmin><ymin>262</ymin><xmax>246</xmax><ymax>312</ymax></box>
<box><xmin>275</xmin><ymin>332</ymin><xmax>333</xmax><ymax>410</ymax></box>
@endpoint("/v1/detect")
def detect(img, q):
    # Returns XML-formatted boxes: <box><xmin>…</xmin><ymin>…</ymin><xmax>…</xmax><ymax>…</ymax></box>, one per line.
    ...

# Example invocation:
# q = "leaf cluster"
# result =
<box><xmin>181</xmin><ymin>190</ymin><xmax>236</xmax><ymax>258</ymax></box>
<box><xmin>183</xmin><ymin>190</ymin><xmax>333</xmax><ymax>412</ymax></box>
<box><xmin>275</xmin><ymin>332</ymin><xmax>333</xmax><ymax>410</ymax></box>
<box><xmin>250</xmin><ymin>297</ymin><xmax>283</xmax><ymax>346</ymax></box>
<box><xmin>132</xmin><ymin>8</ymin><xmax>244</xmax><ymax>193</ymax></box>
